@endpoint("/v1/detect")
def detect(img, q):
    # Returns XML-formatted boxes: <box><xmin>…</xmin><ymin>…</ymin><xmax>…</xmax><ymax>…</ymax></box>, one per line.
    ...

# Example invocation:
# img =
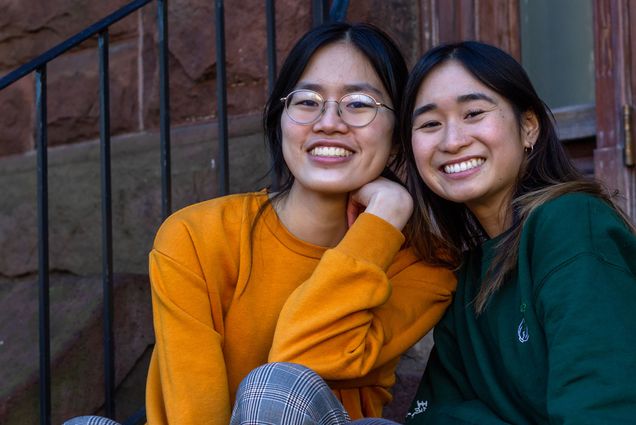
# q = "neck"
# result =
<box><xmin>274</xmin><ymin>184</ymin><xmax>349</xmax><ymax>247</ymax></box>
<box><xmin>468</xmin><ymin>198</ymin><xmax>512</xmax><ymax>239</ymax></box>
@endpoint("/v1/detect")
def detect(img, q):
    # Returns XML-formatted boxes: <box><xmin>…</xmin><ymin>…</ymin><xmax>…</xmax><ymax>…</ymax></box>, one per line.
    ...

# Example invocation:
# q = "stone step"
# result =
<box><xmin>0</xmin><ymin>272</ymin><xmax>153</xmax><ymax>424</ymax></box>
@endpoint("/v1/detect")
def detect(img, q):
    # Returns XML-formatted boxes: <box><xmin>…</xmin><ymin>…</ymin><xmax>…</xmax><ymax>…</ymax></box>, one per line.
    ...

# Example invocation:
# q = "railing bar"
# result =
<box><xmin>215</xmin><ymin>0</ymin><xmax>229</xmax><ymax>196</ymax></box>
<box><xmin>36</xmin><ymin>65</ymin><xmax>51</xmax><ymax>425</ymax></box>
<box><xmin>265</xmin><ymin>0</ymin><xmax>279</xmax><ymax>191</ymax></box>
<box><xmin>265</xmin><ymin>0</ymin><xmax>277</xmax><ymax>92</ymax></box>
<box><xmin>98</xmin><ymin>29</ymin><xmax>116</xmax><ymax>419</ymax></box>
<box><xmin>329</xmin><ymin>0</ymin><xmax>350</xmax><ymax>22</ymax></box>
<box><xmin>312</xmin><ymin>0</ymin><xmax>329</xmax><ymax>27</ymax></box>
<box><xmin>265</xmin><ymin>0</ymin><xmax>279</xmax><ymax>192</ymax></box>
<box><xmin>0</xmin><ymin>0</ymin><xmax>152</xmax><ymax>91</ymax></box>
<box><xmin>158</xmin><ymin>0</ymin><xmax>172</xmax><ymax>220</ymax></box>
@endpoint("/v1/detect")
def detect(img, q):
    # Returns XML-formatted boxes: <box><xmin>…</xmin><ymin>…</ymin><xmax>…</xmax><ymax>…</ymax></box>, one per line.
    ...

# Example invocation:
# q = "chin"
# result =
<box><xmin>317</xmin><ymin>185</ymin><xmax>358</xmax><ymax>195</ymax></box>
<box><xmin>298</xmin><ymin>177</ymin><xmax>361</xmax><ymax>193</ymax></box>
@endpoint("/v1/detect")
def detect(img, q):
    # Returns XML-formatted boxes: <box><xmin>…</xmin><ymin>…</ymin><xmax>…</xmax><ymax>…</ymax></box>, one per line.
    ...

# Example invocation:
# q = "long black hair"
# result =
<box><xmin>264</xmin><ymin>22</ymin><xmax>408</xmax><ymax>195</ymax></box>
<box><xmin>401</xmin><ymin>41</ymin><xmax>630</xmax><ymax>312</ymax></box>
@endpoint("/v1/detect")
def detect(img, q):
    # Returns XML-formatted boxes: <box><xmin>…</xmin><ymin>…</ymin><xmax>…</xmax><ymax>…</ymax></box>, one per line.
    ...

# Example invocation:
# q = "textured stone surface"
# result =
<box><xmin>0</xmin><ymin>0</ymin><xmax>135</xmax><ymax>69</ymax></box>
<box><xmin>0</xmin><ymin>272</ymin><xmax>153</xmax><ymax>425</ymax></box>
<box><xmin>47</xmin><ymin>39</ymin><xmax>140</xmax><ymax>147</ymax></box>
<box><xmin>0</xmin><ymin>0</ymin><xmax>139</xmax><ymax>154</ymax></box>
<box><xmin>0</xmin><ymin>76</ymin><xmax>34</xmax><ymax>156</ymax></box>
<box><xmin>1</xmin><ymin>0</ymin><xmax>421</xmax><ymax>156</ymax></box>
<box><xmin>139</xmin><ymin>0</ymin><xmax>312</xmax><ymax>129</ymax></box>
<box><xmin>0</xmin><ymin>113</ymin><xmax>267</xmax><ymax>277</ymax></box>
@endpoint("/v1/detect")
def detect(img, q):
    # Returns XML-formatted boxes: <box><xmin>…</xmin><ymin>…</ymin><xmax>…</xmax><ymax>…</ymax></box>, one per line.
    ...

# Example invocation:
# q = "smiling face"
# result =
<box><xmin>411</xmin><ymin>60</ymin><xmax>538</xmax><ymax>233</ymax></box>
<box><xmin>281</xmin><ymin>42</ymin><xmax>395</xmax><ymax>197</ymax></box>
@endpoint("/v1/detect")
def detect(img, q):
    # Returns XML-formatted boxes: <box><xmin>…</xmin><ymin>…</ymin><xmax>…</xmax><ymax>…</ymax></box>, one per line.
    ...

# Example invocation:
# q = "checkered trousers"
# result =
<box><xmin>230</xmin><ymin>362</ymin><xmax>401</xmax><ymax>425</ymax></box>
<box><xmin>62</xmin><ymin>416</ymin><xmax>121</xmax><ymax>425</ymax></box>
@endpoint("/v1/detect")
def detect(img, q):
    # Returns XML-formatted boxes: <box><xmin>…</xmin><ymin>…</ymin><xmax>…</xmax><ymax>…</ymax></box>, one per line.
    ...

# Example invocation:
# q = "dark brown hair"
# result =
<box><xmin>400</xmin><ymin>41</ymin><xmax>633</xmax><ymax>313</ymax></box>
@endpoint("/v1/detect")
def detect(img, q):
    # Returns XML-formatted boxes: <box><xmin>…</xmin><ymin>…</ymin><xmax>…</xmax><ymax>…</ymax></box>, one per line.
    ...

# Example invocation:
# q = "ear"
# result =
<box><xmin>521</xmin><ymin>110</ymin><xmax>539</xmax><ymax>149</ymax></box>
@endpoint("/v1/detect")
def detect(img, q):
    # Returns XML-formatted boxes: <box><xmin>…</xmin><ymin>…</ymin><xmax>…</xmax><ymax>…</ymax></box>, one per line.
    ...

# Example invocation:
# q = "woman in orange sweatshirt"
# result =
<box><xmin>144</xmin><ymin>22</ymin><xmax>456</xmax><ymax>425</ymax></box>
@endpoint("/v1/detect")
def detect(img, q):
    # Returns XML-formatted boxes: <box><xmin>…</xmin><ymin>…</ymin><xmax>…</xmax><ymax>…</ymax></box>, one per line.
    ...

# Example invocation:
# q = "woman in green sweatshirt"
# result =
<box><xmin>401</xmin><ymin>41</ymin><xmax>636</xmax><ymax>424</ymax></box>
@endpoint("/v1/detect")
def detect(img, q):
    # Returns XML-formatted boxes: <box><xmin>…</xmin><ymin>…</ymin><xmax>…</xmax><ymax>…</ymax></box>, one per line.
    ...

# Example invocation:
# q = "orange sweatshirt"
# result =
<box><xmin>145</xmin><ymin>192</ymin><xmax>455</xmax><ymax>424</ymax></box>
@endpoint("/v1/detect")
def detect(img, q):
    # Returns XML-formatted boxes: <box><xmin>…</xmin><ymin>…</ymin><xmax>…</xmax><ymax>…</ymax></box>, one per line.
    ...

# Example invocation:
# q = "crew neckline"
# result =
<box><xmin>256</xmin><ymin>194</ymin><xmax>327</xmax><ymax>259</ymax></box>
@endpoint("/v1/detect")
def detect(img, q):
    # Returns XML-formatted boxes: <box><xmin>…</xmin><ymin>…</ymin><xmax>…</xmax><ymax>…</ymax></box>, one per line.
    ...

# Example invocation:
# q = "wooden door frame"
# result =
<box><xmin>593</xmin><ymin>0</ymin><xmax>636</xmax><ymax>219</ymax></box>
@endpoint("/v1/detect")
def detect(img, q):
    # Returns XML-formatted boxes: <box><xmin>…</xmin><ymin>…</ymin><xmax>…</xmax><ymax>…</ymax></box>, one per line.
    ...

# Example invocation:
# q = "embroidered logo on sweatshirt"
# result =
<box><xmin>517</xmin><ymin>303</ymin><xmax>529</xmax><ymax>342</ymax></box>
<box><xmin>405</xmin><ymin>399</ymin><xmax>428</xmax><ymax>419</ymax></box>
<box><xmin>517</xmin><ymin>317</ymin><xmax>529</xmax><ymax>342</ymax></box>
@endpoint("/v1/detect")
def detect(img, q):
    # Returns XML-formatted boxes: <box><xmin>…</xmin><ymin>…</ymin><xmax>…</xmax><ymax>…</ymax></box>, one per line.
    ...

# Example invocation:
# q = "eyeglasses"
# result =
<box><xmin>280</xmin><ymin>89</ymin><xmax>394</xmax><ymax>128</ymax></box>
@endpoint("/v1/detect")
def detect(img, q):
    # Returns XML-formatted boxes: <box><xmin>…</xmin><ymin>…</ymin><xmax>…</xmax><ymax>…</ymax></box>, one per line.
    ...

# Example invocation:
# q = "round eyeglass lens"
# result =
<box><xmin>339</xmin><ymin>93</ymin><xmax>378</xmax><ymax>127</ymax></box>
<box><xmin>285</xmin><ymin>90</ymin><xmax>323</xmax><ymax>124</ymax></box>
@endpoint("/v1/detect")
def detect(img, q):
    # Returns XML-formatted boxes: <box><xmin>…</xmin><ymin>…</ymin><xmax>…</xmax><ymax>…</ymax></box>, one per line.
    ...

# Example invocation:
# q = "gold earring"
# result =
<box><xmin>524</xmin><ymin>144</ymin><xmax>534</xmax><ymax>153</ymax></box>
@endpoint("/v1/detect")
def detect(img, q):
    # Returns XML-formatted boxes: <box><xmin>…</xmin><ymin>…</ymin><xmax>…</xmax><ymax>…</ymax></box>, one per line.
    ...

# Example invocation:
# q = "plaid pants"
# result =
<box><xmin>62</xmin><ymin>363</ymin><xmax>401</xmax><ymax>425</ymax></box>
<box><xmin>62</xmin><ymin>416</ymin><xmax>120</xmax><ymax>425</ymax></box>
<box><xmin>230</xmin><ymin>362</ymin><xmax>401</xmax><ymax>425</ymax></box>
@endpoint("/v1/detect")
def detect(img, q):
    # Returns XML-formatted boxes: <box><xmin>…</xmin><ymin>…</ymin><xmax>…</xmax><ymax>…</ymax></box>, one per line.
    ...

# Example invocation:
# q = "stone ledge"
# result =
<box><xmin>0</xmin><ymin>114</ymin><xmax>269</xmax><ymax>277</ymax></box>
<box><xmin>0</xmin><ymin>272</ymin><xmax>153</xmax><ymax>425</ymax></box>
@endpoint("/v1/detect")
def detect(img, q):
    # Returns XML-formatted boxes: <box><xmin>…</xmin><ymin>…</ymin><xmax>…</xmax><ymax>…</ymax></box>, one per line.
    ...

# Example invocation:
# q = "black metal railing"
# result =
<box><xmin>0</xmin><ymin>1</ymin><xmax>349</xmax><ymax>424</ymax></box>
<box><xmin>0</xmin><ymin>1</ymin><xmax>165</xmax><ymax>424</ymax></box>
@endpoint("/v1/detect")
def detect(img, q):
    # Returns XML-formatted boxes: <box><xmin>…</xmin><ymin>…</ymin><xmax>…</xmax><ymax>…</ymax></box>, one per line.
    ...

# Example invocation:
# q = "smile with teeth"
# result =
<box><xmin>443</xmin><ymin>158</ymin><xmax>485</xmax><ymax>174</ymax></box>
<box><xmin>310</xmin><ymin>146</ymin><xmax>353</xmax><ymax>158</ymax></box>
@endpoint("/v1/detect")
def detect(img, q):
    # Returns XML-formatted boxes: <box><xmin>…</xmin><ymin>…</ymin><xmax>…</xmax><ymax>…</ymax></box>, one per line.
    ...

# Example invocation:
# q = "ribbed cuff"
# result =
<box><xmin>336</xmin><ymin>212</ymin><xmax>405</xmax><ymax>271</ymax></box>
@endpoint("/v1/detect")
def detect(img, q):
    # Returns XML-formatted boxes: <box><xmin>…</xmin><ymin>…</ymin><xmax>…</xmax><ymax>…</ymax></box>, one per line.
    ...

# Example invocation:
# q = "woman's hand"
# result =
<box><xmin>347</xmin><ymin>177</ymin><xmax>414</xmax><ymax>231</ymax></box>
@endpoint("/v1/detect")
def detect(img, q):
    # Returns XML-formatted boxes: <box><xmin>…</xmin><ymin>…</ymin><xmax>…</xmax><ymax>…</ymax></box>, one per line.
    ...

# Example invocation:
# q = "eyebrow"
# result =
<box><xmin>412</xmin><ymin>92</ymin><xmax>497</xmax><ymax>119</ymax></box>
<box><xmin>457</xmin><ymin>92</ymin><xmax>497</xmax><ymax>104</ymax></box>
<box><xmin>295</xmin><ymin>82</ymin><xmax>384</xmax><ymax>98</ymax></box>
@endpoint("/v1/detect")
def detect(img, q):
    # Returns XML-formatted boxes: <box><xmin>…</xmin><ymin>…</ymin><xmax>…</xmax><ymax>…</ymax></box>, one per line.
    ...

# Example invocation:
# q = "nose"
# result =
<box><xmin>312</xmin><ymin>101</ymin><xmax>348</xmax><ymax>133</ymax></box>
<box><xmin>440</xmin><ymin>121</ymin><xmax>471</xmax><ymax>153</ymax></box>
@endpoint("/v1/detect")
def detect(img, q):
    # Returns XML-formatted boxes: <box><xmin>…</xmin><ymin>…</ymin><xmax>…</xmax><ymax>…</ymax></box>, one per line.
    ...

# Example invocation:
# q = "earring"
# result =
<box><xmin>524</xmin><ymin>144</ymin><xmax>534</xmax><ymax>154</ymax></box>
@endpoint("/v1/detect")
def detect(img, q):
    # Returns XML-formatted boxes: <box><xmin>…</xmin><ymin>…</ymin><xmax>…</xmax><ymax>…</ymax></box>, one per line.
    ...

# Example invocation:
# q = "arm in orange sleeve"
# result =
<box><xmin>146</xmin><ymin>214</ymin><xmax>236</xmax><ymax>425</ymax></box>
<box><xmin>268</xmin><ymin>212</ymin><xmax>456</xmax><ymax>380</ymax></box>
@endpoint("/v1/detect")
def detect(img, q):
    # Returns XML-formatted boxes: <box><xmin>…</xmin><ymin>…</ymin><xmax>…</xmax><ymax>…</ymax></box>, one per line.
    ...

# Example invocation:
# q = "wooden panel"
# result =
<box><xmin>436</xmin><ymin>0</ymin><xmax>476</xmax><ymax>43</ymax></box>
<box><xmin>593</xmin><ymin>0</ymin><xmax>636</xmax><ymax>218</ymax></box>
<box><xmin>553</xmin><ymin>103</ymin><xmax>597</xmax><ymax>140</ymax></box>
<box><xmin>475</xmin><ymin>0</ymin><xmax>521</xmax><ymax>59</ymax></box>
<box><xmin>419</xmin><ymin>0</ymin><xmax>520</xmax><ymax>58</ymax></box>
<box><xmin>593</xmin><ymin>0</ymin><xmax>623</xmax><ymax>151</ymax></box>
<box><xmin>418</xmin><ymin>0</ymin><xmax>438</xmax><ymax>52</ymax></box>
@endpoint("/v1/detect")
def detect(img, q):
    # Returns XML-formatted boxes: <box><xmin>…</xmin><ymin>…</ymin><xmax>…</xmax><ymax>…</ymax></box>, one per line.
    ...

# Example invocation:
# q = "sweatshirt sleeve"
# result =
<box><xmin>533</xmin><ymin>195</ymin><xmax>636</xmax><ymax>424</ymax></box>
<box><xmin>536</xmin><ymin>257</ymin><xmax>636</xmax><ymax>423</ymax></box>
<box><xmin>145</xmin><ymin>214</ymin><xmax>234</xmax><ymax>425</ymax></box>
<box><xmin>268</xmin><ymin>212</ymin><xmax>456</xmax><ymax>380</ymax></box>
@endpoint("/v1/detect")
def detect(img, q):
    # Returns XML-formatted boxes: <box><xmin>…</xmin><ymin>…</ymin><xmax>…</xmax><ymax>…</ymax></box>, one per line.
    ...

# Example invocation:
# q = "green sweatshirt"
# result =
<box><xmin>406</xmin><ymin>193</ymin><xmax>636</xmax><ymax>424</ymax></box>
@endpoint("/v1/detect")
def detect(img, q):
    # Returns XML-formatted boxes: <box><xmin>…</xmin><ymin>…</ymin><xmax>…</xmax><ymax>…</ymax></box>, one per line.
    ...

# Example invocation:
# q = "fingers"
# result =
<box><xmin>348</xmin><ymin>177</ymin><xmax>413</xmax><ymax>231</ymax></box>
<box><xmin>346</xmin><ymin>195</ymin><xmax>365</xmax><ymax>228</ymax></box>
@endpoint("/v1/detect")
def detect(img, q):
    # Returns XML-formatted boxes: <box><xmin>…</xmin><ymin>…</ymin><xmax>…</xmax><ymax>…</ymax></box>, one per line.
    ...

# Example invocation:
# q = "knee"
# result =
<box><xmin>244</xmin><ymin>362</ymin><xmax>314</xmax><ymax>380</ymax></box>
<box><xmin>62</xmin><ymin>416</ymin><xmax>121</xmax><ymax>425</ymax></box>
<box><xmin>237</xmin><ymin>362</ymin><xmax>322</xmax><ymax>396</ymax></box>
<box><xmin>231</xmin><ymin>362</ymin><xmax>348</xmax><ymax>424</ymax></box>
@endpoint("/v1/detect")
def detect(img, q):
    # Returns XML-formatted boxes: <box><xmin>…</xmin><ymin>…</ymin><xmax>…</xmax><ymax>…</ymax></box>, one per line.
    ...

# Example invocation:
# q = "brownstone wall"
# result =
<box><xmin>0</xmin><ymin>0</ymin><xmax>422</xmax><ymax>158</ymax></box>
